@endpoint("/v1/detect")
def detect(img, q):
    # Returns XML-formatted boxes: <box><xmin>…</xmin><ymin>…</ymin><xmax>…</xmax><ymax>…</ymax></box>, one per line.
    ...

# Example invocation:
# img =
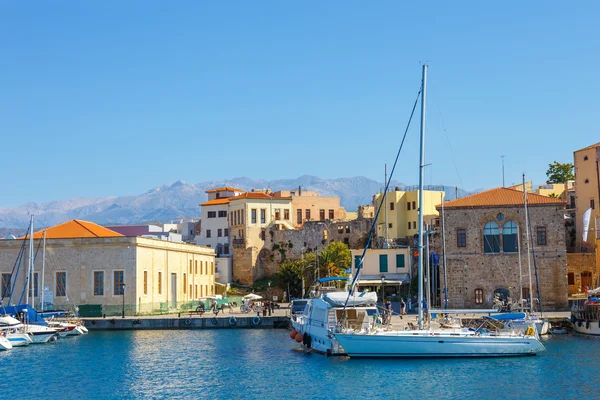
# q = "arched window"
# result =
<box><xmin>483</xmin><ymin>221</ymin><xmax>500</xmax><ymax>253</ymax></box>
<box><xmin>502</xmin><ymin>220</ymin><xmax>518</xmax><ymax>253</ymax></box>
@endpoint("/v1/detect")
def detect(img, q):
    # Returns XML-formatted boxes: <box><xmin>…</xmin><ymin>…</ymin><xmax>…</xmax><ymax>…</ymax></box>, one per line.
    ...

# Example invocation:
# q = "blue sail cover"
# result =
<box><xmin>317</xmin><ymin>277</ymin><xmax>348</xmax><ymax>284</ymax></box>
<box><xmin>1</xmin><ymin>304</ymin><xmax>48</xmax><ymax>325</ymax></box>
<box><xmin>484</xmin><ymin>312</ymin><xmax>527</xmax><ymax>321</ymax></box>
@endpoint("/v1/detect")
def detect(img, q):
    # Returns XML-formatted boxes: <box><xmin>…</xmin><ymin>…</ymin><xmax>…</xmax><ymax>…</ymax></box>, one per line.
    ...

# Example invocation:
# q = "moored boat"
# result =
<box><xmin>0</xmin><ymin>333</ymin><xmax>12</xmax><ymax>350</ymax></box>
<box><xmin>571</xmin><ymin>293</ymin><xmax>600</xmax><ymax>336</ymax></box>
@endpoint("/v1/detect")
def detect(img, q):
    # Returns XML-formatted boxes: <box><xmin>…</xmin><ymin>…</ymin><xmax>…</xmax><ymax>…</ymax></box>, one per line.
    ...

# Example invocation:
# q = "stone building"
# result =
<box><xmin>566</xmin><ymin>253</ymin><xmax>597</xmax><ymax>295</ymax></box>
<box><xmin>434</xmin><ymin>188</ymin><xmax>568</xmax><ymax>311</ymax></box>
<box><xmin>271</xmin><ymin>188</ymin><xmax>346</xmax><ymax>228</ymax></box>
<box><xmin>0</xmin><ymin>220</ymin><xmax>215</xmax><ymax>315</ymax></box>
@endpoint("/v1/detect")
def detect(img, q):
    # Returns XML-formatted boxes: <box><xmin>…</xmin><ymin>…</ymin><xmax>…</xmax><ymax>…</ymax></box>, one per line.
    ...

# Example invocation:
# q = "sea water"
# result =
<box><xmin>0</xmin><ymin>330</ymin><xmax>598</xmax><ymax>399</ymax></box>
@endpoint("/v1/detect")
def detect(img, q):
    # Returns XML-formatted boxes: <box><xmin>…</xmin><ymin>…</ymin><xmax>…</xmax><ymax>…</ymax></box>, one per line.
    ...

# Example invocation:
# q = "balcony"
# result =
<box><xmin>232</xmin><ymin>238</ymin><xmax>245</xmax><ymax>247</ymax></box>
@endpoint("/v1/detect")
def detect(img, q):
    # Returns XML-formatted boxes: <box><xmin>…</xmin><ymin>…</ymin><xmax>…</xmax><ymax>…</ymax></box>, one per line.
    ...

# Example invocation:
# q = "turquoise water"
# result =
<box><xmin>1</xmin><ymin>330</ymin><xmax>598</xmax><ymax>399</ymax></box>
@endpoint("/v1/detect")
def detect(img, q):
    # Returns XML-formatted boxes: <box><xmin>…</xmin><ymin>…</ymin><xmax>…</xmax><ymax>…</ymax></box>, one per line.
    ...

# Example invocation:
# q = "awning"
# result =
<box><xmin>357</xmin><ymin>275</ymin><xmax>410</xmax><ymax>285</ymax></box>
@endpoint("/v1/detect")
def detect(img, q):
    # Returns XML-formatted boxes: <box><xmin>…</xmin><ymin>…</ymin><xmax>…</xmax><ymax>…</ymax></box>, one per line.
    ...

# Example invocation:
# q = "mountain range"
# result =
<box><xmin>0</xmin><ymin>175</ymin><xmax>476</xmax><ymax>232</ymax></box>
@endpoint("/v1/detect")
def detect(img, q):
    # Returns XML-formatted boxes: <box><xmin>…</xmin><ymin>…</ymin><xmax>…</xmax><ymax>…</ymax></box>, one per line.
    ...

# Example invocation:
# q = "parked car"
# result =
<box><xmin>291</xmin><ymin>299</ymin><xmax>308</xmax><ymax>315</ymax></box>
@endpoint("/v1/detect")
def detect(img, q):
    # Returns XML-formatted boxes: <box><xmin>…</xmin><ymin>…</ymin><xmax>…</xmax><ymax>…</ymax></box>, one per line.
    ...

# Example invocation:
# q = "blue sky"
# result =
<box><xmin>1</xmin><ymin>1</ymin><xmax>598</xmax><ymax>207</ymax></box>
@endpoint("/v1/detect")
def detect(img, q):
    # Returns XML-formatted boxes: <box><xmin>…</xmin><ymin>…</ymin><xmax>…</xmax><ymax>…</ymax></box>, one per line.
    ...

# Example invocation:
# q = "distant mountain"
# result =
<box><xmin>0</xmin><ymin>175</ymin><xmax>476</xmax><ymax>230</ymax></box>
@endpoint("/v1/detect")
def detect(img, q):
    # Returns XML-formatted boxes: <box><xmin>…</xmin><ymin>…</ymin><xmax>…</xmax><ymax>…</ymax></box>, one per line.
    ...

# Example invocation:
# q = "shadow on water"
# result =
<box><xmin>0</xmin><ymin>331</ymin><xmax>598</xmax><ymax>399</ymax></box>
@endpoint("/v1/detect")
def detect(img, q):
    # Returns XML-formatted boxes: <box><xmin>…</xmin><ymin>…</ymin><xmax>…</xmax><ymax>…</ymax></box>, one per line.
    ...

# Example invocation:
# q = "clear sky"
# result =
<box><xmin>1</xmin><ymin>1</ymin><xmax>598</xmax><ymax>207</ymax></box>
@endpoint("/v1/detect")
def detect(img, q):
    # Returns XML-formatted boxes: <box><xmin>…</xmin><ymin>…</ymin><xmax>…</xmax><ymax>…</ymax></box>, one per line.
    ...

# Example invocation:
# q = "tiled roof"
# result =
<box><xmin>229</xmin><ymin>192</ymin><xmax>292</xmax><ymax>201</ymax></box>
<box><xmin>200</xmin><ymin>198</ymin><xmax>231</xmax><ymax>206</ymax></box>
<box><xmin>575</xmin><ymin>142</ymin><xmax>600</xmax><ymax>153</ymax></box>
<box><xmin>438</xmin><ymin>187</ymin><xmax>566</xmax><ymax>209</ymax></box>
<box><xmin>205</xmin><ymin>187</ymin><xmax>244</xmax><ymax>193</ymax></box>
<box><xmin>21</xmin><ymin>220</ymin><xmax>123</xmax><ymax>239</ymax></box>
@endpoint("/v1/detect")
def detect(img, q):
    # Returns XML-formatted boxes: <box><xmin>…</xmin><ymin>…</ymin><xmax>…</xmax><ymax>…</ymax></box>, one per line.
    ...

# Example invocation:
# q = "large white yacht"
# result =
<box><xmin>290</xmin><ymin>277</ymin><xmax>378</xmax><ymax>356</ymax></box>
<box><xmin>0</xmin><ymin>315</ymin><xmax>33</xmax><ymax>347</ymax></box>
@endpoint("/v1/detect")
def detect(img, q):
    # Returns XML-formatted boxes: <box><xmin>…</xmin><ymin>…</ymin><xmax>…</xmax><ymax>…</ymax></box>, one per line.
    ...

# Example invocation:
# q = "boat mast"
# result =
<box><xmin>523</xmin><ymin>174</ymin><xmax>534</xmax><ymax>312</ymax></box>
<box><xmin>41</xmin><ymin>230</ymin><xmax>46</xmax><ymax>312</ymax></box>
<box><xmin>384</xmin><ymin>164</ymin><xmax>389</xmax><ymax>248</ymax></box>
<box><xmin>25</xmin><ymin>215</ymin><xmax>34</xmax><ymax>307</ymax></box>
<box><xmin>441</xmin><ymin>193</ymin><xmax>448</xmax><ymax>309</ymax></box>
<box><xmin>517</xmin><ymin>224</ymin><xmax>523</xmax><ymax>306</ymax></box>
<box><xmin>417</xmin><ymin>64</ymin><xmax>427</xmax><ymax>330</ymax></box>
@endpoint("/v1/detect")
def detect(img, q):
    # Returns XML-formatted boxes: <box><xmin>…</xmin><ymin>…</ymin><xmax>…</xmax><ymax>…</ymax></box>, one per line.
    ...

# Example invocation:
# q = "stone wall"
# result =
<box><xmin>567</xmin><ymin>253</ymin><xmax>597</xmax><ymax>295</ymax></box>
<box><xmin>435</xmin><ymin>204</ymin><xmax>568</xmax><ymax>310</ymax></box>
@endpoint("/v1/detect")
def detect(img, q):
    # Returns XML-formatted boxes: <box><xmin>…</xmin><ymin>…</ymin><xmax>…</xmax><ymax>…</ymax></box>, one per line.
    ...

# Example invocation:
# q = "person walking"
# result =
<box><xmin>400</xmin><ymin>298</ymin><xmax>406</xmax><ymax>318</ymax></box>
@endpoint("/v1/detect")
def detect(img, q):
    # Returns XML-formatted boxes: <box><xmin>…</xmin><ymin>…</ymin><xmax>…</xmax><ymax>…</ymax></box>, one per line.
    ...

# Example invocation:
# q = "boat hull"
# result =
<box><xmin>7</xmin><ymin>333</ymin><xmax>32</xmax><ymax>347</ymax></box>
<box><xmin>334</xmin><ymin>332</ymin><xmax>546</xmax><ymax>358</ymax></box>
<box><xmin>572</xmin><ymin>319</ymin><xmax>600</xmax><ymax>336</ymax></box>
<box><xmin>0</xmin><ymin>336</ymin><xmax>13</xmax><ymax>350</ymax></box>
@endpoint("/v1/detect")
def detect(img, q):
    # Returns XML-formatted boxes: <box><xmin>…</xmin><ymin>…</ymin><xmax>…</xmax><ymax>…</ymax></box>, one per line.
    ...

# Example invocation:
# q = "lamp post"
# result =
<box><xmin>381</xmin><ymin>275</ymin><xmax>385</xmax><ymax>302</ymax></box>
<box><xmin>121</xmin><ymin>283</ymin><xmax>126</xmax><ymax>319</ymax></box>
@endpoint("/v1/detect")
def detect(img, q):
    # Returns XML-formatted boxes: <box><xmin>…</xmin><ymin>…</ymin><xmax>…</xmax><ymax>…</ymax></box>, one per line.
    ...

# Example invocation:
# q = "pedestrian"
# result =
<box><xmin>400</xmin><ymin>298</ymin><xmax>406</xmax><ymax>317</ymax></box>
<box><xmin>267</xmin><ymin>301</ymin><xmax>272</xmax><ymax>316</ymax></box>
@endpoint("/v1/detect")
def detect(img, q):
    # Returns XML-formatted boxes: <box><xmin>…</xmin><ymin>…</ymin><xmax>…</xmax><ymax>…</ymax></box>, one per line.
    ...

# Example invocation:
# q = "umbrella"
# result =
<box><xmin>242</xmin><ymin>293</ymin><xmax>262</xmax><ymax>300</ymax></box>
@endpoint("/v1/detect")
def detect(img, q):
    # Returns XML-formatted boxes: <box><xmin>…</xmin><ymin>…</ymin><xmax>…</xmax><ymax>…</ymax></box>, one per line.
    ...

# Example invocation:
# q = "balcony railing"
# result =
<box><xmin>232</xmin><ymin>238</ymin><xmax>245</xmax><ymax>247</ymax></box>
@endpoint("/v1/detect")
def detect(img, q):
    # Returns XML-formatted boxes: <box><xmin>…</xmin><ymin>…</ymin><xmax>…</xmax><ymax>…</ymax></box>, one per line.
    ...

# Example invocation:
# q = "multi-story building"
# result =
<box><xmin>574</xmin><ymin>142</ymin><xmax>600</xmax><ymax>247</ymax></box>
<box><xmin>434</xmin><ymin>187</ymin><xmax>567</xmax><ymax>310</ymax></box>
<box><xmin>271</xmin><ymin>188</ymin><xmax>346</xmax><ymax>228</ymax></box>
<box><xmin>229</xmin><ymin>191</ymin><xmax>293</xmax><ymax>284</ymax></box>
<box><xmin>373</xmin><ymin>187</ymin><xmax>445</xmax><ymax>242</ymax></box>
<box><xmin>196</xmin><ymin>187</ymin><xmax>244</xmax><ymax>284</ymax></box>
<box><xmin>0</xmin><ymin>220</ymin><xmax>215</xmax><ymax>315</ymax></box>
<box><xmin>350</xmin><ymin>248</ymin><xmax>412</xmax><ymax>299</ymax></box>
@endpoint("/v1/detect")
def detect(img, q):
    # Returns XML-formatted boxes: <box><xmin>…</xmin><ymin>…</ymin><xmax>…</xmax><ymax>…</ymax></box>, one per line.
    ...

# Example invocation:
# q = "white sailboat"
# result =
<box><xmin>333</xmin><ymin>65</ymin><xmax>546</xmax><ymax>358</ymax></box>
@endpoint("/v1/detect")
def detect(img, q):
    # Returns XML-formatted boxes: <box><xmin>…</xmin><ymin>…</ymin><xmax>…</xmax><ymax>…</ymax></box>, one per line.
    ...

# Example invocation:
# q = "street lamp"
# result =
<box><xmin>121</xmin><ymin>283</ymin><xmax>126</xmax><ymax>319</ymax></box>
<box><xmin>381</xmin><ymin>275</ymin><xmax>385</xmax><ymax>302</ymax></box>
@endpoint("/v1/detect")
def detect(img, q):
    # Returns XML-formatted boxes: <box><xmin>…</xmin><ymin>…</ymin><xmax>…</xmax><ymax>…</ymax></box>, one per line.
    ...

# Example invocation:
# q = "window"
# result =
<box><xmin>144</xmin><ymin>271</ymin><xmax>148</xmax><ymax>295</ymax></box>
<box><xmin>218</xmin><ymin>229</ymin><xmax>222</xmax><ymax>237</ymax></box>
<box><xmin>94</xmin><ymin>271</ymin><xmax>104</xmax><ymax>296</ymax></box>
<box><xmin>412</xmin><ymin>201</ymin><xmax>416</xmax><ymax>210</ymax></box>
<box><xmin>388</xmin><ymin>223</ymin><xmax>392</xmax><ymax>228</ymax></box>
<box><xmin>338</xmin><ymin>226</ymin><xmax>344</xmax><ymax>233</ymax></box>
<box><xmin>483</xmin><ymin>221</ymin><xmax>500</xmax><ymax>253</ymax></box>
<box><xmin>284</xmin><ymin>209</ymin><xmax>290</xmax><ymax>220</ymax></box>
<box><xmin>457</xmin><ymin>229</ymin><xmax>466</xmax><ymax>247</ymax></box>
<box><xmin>297</xmin><ymin>210</ymin><xmax>302</xmax><ymax>224</ymax></box>
<box><xmin>567</xmin><ymin>272</ymin><xmax>575</xmax><ymax>285</ymax></box>
<box><xmin>224</xmin><ymin>228</ymin><xmax>229</xmax><ymax>237</ymax></box>
<box><xmin>474</xmin><ymin>289</ymin><xmax>483</xmax><ymax>304</ymax></box>
<box><xmin>522</xmin><ymin>287</ymin><xmax>530</xmax><ymax>301</ymax></box>
<box><xmin>190</xmin><ymin>285</ymin><xmax>193</xmax><ymax>297</ymax></box>
<box><xmin>536</xmin><ymin>226</ymin><xmax>547</xmax><ymax>246</ymax></box>
<box><xmin>585</xmin><ymin>179</ymin><xmax>589</xmax><ymax>184</ymax></box>
<box><xmin>56</xmin><ymin>272</ymin><xmax>66</xmax><ymax>297</ymax></box>
<box><xmin>189</xmin><ymin>260</ymin><xmax>192</xmax><ymax>274</ymax></box>
<box><xmin>211</xmin><ymin>262</ymin><xmax>214</xmax><ymax>274</ymax></box>
<box><xmin>305</xmin><ymin>209</ymin><xmax>310</xmax><ymax>221</ymax></box>
<box><xmin>591</xmin><ymin>199</ymin><xmax>596</xmax><ymax>210</ymax></box>
<box><xmin>275</xmin><ymin>209</ymin><xmax>281</xmax><ymax>220</ymax></box>
<box><xmin>343</xmin><ymin>237</ymin><xmax>349</xmax><ymax>245</ymax></box>
<box><xmin>396</xmin><ymin>254</ymin><xmax>405</xmax><ymax>268</ymax></box>
<box><xmin>408</xmin><ymin>222</ymin><xmax>411</xmax><ymax>230</ymax></box>
<box><xmin>413</xmin><ymin>221</ymin><xmax>416</xmax><ymax>229</ymax></box>
<box><xmin>207</xmin><ymin>211</ymin><xmax>216</xmax><ymax>218</ymax></box>
<box><xmin>261</xmin><ymin>209</ymin><xmax>266</xmax><ymax>224</ymax></box>
<box><xmin>584</xmin><ymin>155</ymin><xmax>589</xmax><ymax>161</ymax></box>
<box><xmin>329</xmin><ymin>209</ymin><xmax>334</xmax><ymax>220</ymax></box>
<box><xmin>379</xmin><ymin>254</ymin><xmax>388</xmax><ymax>272</ymax></box>
<box><xmin>407</xmin><ymin>202</ymin><xmax>411</xmax><ymax>210</ymax></box>
<box><xmin>345</xmin><ymin>226</ymin><xmax>350</xmax><ymax>233</ymax></box>
<box><xmin>158</xmin><ymin>272</ymin><xmax>162</xmax><ymax>295</ymax></box>
<box><xmin>206</xmin><ymin>229</ymin><xmax>211</xmax><ymax>238</ymax></box>
<box><xmin>319</xmin><ymin>209</ymin><xmax>325</xmax><ymax>220</ymax></box>
<box><xmin>114</xmin><ymin>271</ymin><xmax>124</xmax><ymax>295</ymax></box>
<box><xmin>218</xmin><ymin>210</ymin><xmax>227</xmax><ymax>218</ymax></box>
<box><xmin>502</xmin><ymin>221</ymin><xmax>518</xmax><ymax>253</ymax></box>
<box><xmin>390</xmin><ymin>202</ymin><xmax>394</xmax><ymax>211</ymax></box>
<box><xmin>195</xmin><ymin>285</ymin><xmax>198</xmax><ymax>298</ymax></box>
<box><xmin>1</xmin><ymin>273</ymin><xmax>11</xmax><ymax>298</ymax></box>
<box><xmin>355</xmin><ymin>255</ymin><xmax>362</xmax><ymax>270</ymax></box>
<box><xmin>29</xmin><ymin>272</ymin><xmax>39</xmax><ymax>298</ymax></box>
<box><xmin>224</xmin><ymin>244</ymin><xmax>229</xmax><ymax>254</ymax></box>
<box><xmin>251</xmin><ymin>209</ymin><xmax>257</xmax><ymax>224</ymax></box>
<box><xmin>183</xmin><ymin>273</ymin><xmax>187</xmax><ymax>294</ymax></box>
<box><xmin>195</xmin><ymin>260</ymin><xmax>198</xmax><ymax>274</ymax></box>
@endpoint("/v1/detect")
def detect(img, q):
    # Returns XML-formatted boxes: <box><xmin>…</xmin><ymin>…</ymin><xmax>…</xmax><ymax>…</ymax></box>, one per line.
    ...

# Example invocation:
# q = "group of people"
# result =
<box><xmin>382</xmin><ymin>298</ymin><xmax>408</xmax><ymax>324</ymax></box>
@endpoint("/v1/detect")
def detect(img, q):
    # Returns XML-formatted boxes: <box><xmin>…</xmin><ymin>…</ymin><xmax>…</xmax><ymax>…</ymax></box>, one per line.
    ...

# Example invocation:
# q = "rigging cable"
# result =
<box><xmin>4</xmin><ymin>225</ymin><xmax>30</xmax><ymax>307</ymax></box>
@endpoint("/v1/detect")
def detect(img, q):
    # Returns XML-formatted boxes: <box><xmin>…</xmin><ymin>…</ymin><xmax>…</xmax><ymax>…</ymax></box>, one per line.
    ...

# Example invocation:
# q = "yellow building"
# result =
<box><xmin>350</xmin><ymin>248</ymin><xmax>412</xmax><ymax>299</ymax></box>
<box><xmin>0</xmin><ymin>220</ymin><xmax>215</xmax><ymax>316</ymax></box>
<box><xmin>373</xmin><ymin>189</ymin><xmax>445</xmax><ymax>240</ymax></box>
<box><xmin>574</xmin><ymin>142</ymin><xmax>600</xmax><ymax>247</ymax></box>
<box><xmin>271</xmin><ymin>189</ymin><xmax>346</xmax><ymax>228</ymax></box>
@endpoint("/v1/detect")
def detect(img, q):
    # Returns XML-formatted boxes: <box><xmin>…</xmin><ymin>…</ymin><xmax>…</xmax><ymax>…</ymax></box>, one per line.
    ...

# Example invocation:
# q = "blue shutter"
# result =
<box><xmin>379</xmin><ymin>255</ymin><xmax>388</xmax><ymax>273</ymax></box>
<box><xmin>396</xmin><ymin>254</ymin><xmax>405</xmax><ymax>269</ymax></box>
<box><xmin>354</xmin><ymin>256</ymin><xmax>362</xmax><ymax>270</ymax></box>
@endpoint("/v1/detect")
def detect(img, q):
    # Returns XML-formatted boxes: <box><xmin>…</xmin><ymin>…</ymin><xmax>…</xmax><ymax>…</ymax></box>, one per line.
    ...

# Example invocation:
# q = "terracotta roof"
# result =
<box><xmin>229</xmin><ymin>192</ymin><xmax>292</xmax><ymax>201</ymax></box>
<box><xmin>575</xmin><ymin>142</ymin><xmax>600</xmax><ymax>153</ymax></box>
<box><xmin>438</xmin><ymin>187</ymin><xmax>566</xmax><ymax>209</ymax></box>
<box><xmin>200</xmin><ymin>198</ymin><xmax>231</xmax><ymax>206</ymax></box>
<box><xmin>205</xmin><ymin>187</ymin><xmax>244</xmax><ymax>193</ymax></box>
<box><xmin>20</xmin><ymin>219</ymin><xmax>123</xmax><ymax>239</ymax></box>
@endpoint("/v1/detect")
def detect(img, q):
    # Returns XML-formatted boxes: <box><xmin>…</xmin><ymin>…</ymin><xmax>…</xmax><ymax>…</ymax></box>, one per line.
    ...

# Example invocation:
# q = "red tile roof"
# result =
<box><xmin>205</xmin><ymin>187</ymin><xmax>244</xmax><ymax>193</ymax></box>
<box><xmin>575</xmin><ymin>142</ymin><xmax>600</xmax><ymax>153</ymax></box>
<box><xmin>229</xmin><ymin>192</ymin><xmax>292</xmax><ymax>201</ymax></box>
<box><xmin>200</xmin><ymin>198</ymin><xmax>231</xmax><ymax>206</ymax></box>
<box><xmin>21</xmin><ymin>220</ymin><xmax>123</xmax><ymax>239</ymax></box>
<box><xmin>438</xmin><ymin>187</ymin><xmax>566</xmax><ymax>209</ymax></box>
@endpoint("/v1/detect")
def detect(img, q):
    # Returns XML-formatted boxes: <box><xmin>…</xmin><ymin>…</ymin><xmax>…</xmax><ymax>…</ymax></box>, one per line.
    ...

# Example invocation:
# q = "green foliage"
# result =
<box><xmin>273</xmin><ymin>259</ymin><xmax>304</xmax><ymax>299</ymax></box>
<box><xmin>317</xmin><ymin>241</ymin><xmax>351</xmax><ymax>277</ymax></box>
<box><xmin>546</xmin><ymin>161</ymin><xmax>574</xmax><ymax>184</ymax></box>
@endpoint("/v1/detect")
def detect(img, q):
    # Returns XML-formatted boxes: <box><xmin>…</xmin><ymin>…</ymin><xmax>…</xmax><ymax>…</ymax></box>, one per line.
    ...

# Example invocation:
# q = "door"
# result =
<box><xmin>171</xmin><ymin>273</ymin><xmax>177</xmax><ymax>309</ymax></box>
<box><xmin>581</xmin><ymin>271</ymin><xmax>593</xmax><ymax>292</ymax></box>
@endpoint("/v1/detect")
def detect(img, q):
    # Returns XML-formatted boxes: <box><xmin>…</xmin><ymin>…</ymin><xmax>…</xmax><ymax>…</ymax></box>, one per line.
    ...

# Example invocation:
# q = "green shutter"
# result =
<box><xmin>379</xmin><ymin>254</ymin><xmax>388</xmax><ymax>272</ymax></box>
<box><xmin>396</xmin><ymin>254</ymin><xmax>405</xmax><ymax>269</ymax></box>
<box><xmin>354</xmin><ymin>256</ymin><xmax>362</xmax><ymax>270</ymax></box>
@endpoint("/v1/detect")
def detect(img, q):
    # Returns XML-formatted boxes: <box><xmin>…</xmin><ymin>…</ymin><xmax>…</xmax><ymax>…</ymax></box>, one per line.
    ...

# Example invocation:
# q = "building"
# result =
<box><xmin>350</xmin><ymin>248</ymin><xmax>412</xmax><ymax>299</ymax></box>
<box><xmin>434</xmin><ymin>188</ymin><xmax>568</xmax><ymax>310</ymax></box>
<box><xmin>373</xmin><ymin>187</ymin><xmax>445</xmax><ymax>241</ymax></box>
<box><xmin>106</xmin><ymin>224</ymin><xmax>183</xmax><ymax>242</ymax></box>
<box><xmin>230</xmin><ymin>191</ymin><xmax>293</xmax><ymax>284</ymax></box>
<box><xmin>196</xmin><ymin>187</ymin><xmax>244</xmax><ymax>284</ymax></box>
<box><xmin>566</xmin><ymin>253</ymin><xmax>597</xmax><ymax>295</ymax></box>
<box><xmin>271</xmin><ymin>188</ymin><xmax>346</xmax><ymax>228</ymax></box>
<box><xmin>0</xmin><ymin>220</ymin><xmax>215</xmax><ymax>315</ymax></box>
<box><xmin>574</xmin><ymin>142</ymin><xmax>600</xmax><ymax>248</ymax></box>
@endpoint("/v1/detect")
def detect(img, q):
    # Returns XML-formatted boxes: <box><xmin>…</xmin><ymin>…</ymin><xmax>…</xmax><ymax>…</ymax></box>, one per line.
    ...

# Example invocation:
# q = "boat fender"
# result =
<box><xmin>289</xmin><ymin>329</ymin><xmax>298</xmax><ymax>339</ymax></box>
<box><xmin>326</xmin><ymin>349</ymin><xmax>332</xmax><ymax>357</ymax></box>
<box><xmin>184</xmin><ymin>318</ymin><xmax>192</xmax><ymax>326</ymax></box>
<box><xmin>211</xmin><ymin>317</ymin><xmax>218</xmax><ymax>325</ymax></box>
<box><xmin>577</xmin><ymin>320</ymin><xmax>582</xmax><ymax>328</ymax></box>
<box><xmin>229</xmin><ymin>317</ymin><xmax>237</xmax><ymax>326</ymax></box>
<box><xmin>91</xmin><ymin>320</ymin><xmax>96</xmax><ymax>325</ymax></box>
<box><xmin>295</xmin><ymin>332</ymin><xmax>303</xmax><ymax>343</ymax></box>
<box><xmin>252</xmin><ymin>317</ymin><xmax>261</xmax><ymax>325</ymax></box>
<box><xmin>525</xmin><ymin>326</ymin><xmax>535</xmax><ymax>336</ymax></box>
<box><xmin>586</xmin><ymin>320</ymin><xmax>590</xmax><ymax>329</ymax></box>
<box><xmin>110</xmin><ymin>319</ymin><xmax>116</xmax><ymax>325</ymax></box>
<box><xmin>306</xmin><ymin>334</ymin><xmax>312</xmax><ymax>349</ymax></box>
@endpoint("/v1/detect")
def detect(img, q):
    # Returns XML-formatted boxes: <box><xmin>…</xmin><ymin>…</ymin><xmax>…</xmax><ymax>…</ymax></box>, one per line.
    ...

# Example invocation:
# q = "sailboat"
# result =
<box><xmin>332</xmin><ymin>65</ymin><xmax>545</xmax><ymax>357</ymax></box>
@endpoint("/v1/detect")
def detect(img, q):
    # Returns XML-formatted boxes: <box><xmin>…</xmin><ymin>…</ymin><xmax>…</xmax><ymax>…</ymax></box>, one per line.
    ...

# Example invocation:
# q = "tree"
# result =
<box><xmin>317</xmin><ymin>241</ymin><xmax>351</xmax><ymax>277</ymax></box>
<box><xmin>546</xmin><ymin>161</ymin><xmax>574</xmax><ymax>184</ymax></box>
<box><xmin>273</xmin><ymin>259</ymin><xmax>303</xmax><ymax>300</ymax></box>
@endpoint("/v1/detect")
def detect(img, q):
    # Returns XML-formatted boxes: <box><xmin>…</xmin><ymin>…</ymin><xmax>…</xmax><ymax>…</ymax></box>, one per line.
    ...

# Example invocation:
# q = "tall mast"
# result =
<box><xmin>26</xmin><ymin>215</ymin><xmax>34</xmax><ymax>307</ymax></box>
<box><xmin>417</xmin><ymin>64</ymin><xmax>427</xmax><ymax>329</ymax></box>
<box><xmin>41</xmin><ymin>230</ymin><xmax>46</xmax><ymax>311</ymax></box>
<box><xmin>523</xmin><ymin>174</ymin><xmax>534</xmax><ymax>312</ymax></box>
<box><xmin>384</xmin><ymin>164</ymin><xmax>389</xmax><ymax>248</ymax></box>
<box><xmin>441</xmin><ymin>193</ymin><xmax>448</xmax><ymax>309</ymax></box>
<box><xmin>516</xmin><ymin>224</ymin><xmax>523</xmax><ymax>306</ymax></box>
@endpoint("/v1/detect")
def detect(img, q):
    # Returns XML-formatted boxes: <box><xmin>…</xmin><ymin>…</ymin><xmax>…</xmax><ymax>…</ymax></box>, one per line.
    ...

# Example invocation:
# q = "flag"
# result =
<box><xmin>582</xmin><ymin>207</ymin><xmax>592</xmax><ymax>242</ymax></box>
